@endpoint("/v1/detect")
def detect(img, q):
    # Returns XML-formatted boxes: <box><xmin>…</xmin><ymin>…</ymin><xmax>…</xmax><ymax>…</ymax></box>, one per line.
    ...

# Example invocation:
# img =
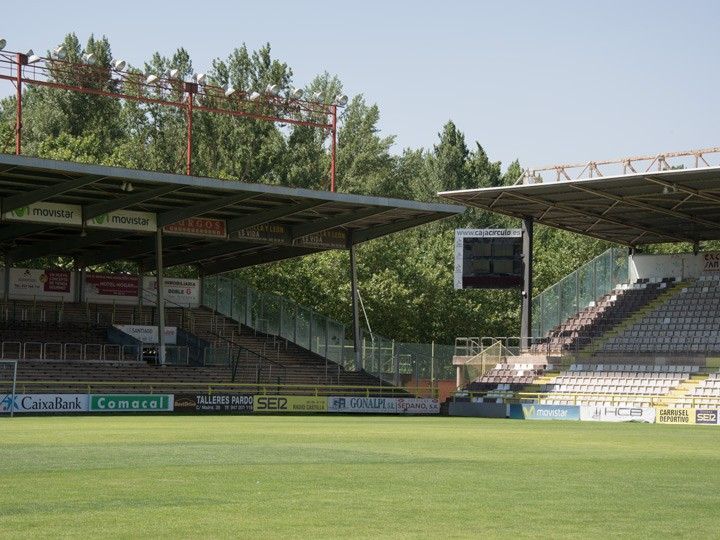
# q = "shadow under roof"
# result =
<box><xmin>439</xmin><ymin>166</ymin><xmax>720</xmax><ymax>246</ymax></box>
<box><xmin>0</xmin><ymin>154</ymin><xmax>464</xmax><ymax>274</ymax></box>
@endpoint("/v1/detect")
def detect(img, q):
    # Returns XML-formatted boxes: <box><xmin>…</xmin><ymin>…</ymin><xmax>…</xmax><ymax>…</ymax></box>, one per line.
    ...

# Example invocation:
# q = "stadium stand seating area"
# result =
<box><xmin>0</xmin><ymin>299</ymin><xmax>393</xmax><ymax>394</ymax></box>
<box><xmin>597</xmin><ymin>274</ymin><xmax>720</xmax><ymax>355</ymax></box>
<box><xmin>465</xmin><ymin>363</ymin><xmax>546</xmax><ymax>402</ymax></box>
<box><xmin>532</xmin><ymin>278</ymin><xmax>677</xmax><ymax>354</ymax></box>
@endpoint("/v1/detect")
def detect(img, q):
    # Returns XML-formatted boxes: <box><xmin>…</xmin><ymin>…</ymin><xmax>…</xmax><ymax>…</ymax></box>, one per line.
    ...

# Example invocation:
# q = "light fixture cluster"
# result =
<box><xmin>1</xmin><ymin>37</ymin><xmax>350</xmax><ymax>107</ymax></box>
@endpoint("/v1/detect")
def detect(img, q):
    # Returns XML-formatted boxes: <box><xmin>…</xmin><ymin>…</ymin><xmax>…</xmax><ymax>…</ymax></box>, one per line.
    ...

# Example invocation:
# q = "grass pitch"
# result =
<box><xmin>1</xmin><ymin>416</ymin><xmax>719</xmax><ymax>539</ymax></box>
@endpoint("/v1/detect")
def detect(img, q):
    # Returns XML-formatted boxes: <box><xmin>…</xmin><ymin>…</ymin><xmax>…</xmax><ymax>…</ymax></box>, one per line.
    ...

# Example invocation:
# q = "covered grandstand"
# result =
<box><xmin>0</xmin><ymin>153</ymin><xmax>463</xmax><ymax>405</ymax></box>
<box><xmin>441</xmin><ymin>155</ymin><xmax>720</xmax><ymax>415</ymax></box>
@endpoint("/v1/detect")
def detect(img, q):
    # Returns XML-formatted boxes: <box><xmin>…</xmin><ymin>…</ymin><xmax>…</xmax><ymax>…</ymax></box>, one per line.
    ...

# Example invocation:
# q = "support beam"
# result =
<box><xmin>78</xmin><ymin>235</ymin><xmax>193</xmax><ymax>267</ymax></box>
<box><xmin>349</xmin><ymin>242</ymin><xmax>362</xmax><ymax>371</ymax></box>
<box><xmin>1</xmin><ymin>175</ymin><xmax>102</xmax><ymax>213</ymax></box>
<box><xmin>156</xmin><ymin>228</ymin><xmax>166</xmax><ymax>366</ymax></box>
<box><xmin>7</xmin><ymin>230</ymin><xmax>133</xmax><ymax>263</ymax></box>
<box><xmin>156</xmin><ymin>192</ymin><xmax>258</xmax><ymax>227</ymax></box>
<box><xmin>290</xmin><ymin>207</ymin><xmax>390</xmax><ymax>239</ymax></box>
<box><xmin>520</xmin><ymin>217</ymin><xmax>533</xmax><ymax>351</ymax></box>
<box><xmin>226</xmin><ymin>200</ymin><xmax>326</xmax><ymax>233</ymax></box>
<box><xmin>142</xmin><ymin>241</ymin><xmax>263</xmax><ymax>272</ymax></box>
<box><xmin>352</xmin><ymin>213</ymin><xmax>441</xmax><ymax>243</ymax></box>
<box><xmin>200</xmin><ymin>246</ymin><xmax>319</xmax><ymax>275</ymax></box>
<box><xmin>0</xmin><ymin>223</ymin><xmax>51</xmax><ymax>242</ymax></box>
<box><xmin>3</xmin><ymin>254</ymin><xmax>10</xmax><ymax>300</ymax></box>
<box><xmin>83</xmin><ymin>185</ymin><xmax>180</xmax><ymax>220</ymax></box>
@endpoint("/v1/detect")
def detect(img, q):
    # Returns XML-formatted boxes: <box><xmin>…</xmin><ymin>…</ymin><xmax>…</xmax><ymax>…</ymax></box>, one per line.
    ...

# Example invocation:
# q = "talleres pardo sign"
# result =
<box><xmin>174</xmin><ymin>394</ymin><xmax>253</xmax><ymax>413</ymax></box>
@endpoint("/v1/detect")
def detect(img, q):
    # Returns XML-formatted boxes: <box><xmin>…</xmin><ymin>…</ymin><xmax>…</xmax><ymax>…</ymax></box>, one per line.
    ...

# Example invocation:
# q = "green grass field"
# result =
<box><xmin>1</xmin><ymin>416</ymin><xmax>720</xmax><ymax>539</ymax></box>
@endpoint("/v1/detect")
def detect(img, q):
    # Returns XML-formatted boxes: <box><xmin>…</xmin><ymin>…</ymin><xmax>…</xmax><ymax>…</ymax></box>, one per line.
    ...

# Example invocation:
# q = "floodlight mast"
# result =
<box><xmin>0</xmin><ymin>48</ymin><xmax>343</xmax><ymax>191</ymax></box>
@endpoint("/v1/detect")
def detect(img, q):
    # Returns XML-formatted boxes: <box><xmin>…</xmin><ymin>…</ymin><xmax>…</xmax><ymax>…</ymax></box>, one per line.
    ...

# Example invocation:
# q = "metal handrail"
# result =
<box><xmin>6</xmin><ymin>380</ymin><xmax>431</xmax><ymax>398</ymax></box>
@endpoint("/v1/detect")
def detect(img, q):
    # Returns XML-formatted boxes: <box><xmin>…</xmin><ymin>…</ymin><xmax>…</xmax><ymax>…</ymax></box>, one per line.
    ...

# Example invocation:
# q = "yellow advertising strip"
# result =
<box><xmin>655</xmin><ymin>408</ymin><xmax>696</xmax><ymax>425</ymax></box>
<box><xmin>253</xmin><ymin>395</ymin><xmax>328</xmax><ymax>413</ymax></box>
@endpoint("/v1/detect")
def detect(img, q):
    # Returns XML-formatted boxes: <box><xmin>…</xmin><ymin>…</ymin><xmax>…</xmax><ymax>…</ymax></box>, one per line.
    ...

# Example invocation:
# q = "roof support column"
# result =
<box><xmin>156</xmin><ymin>229</ymin><xmax>166</xmax><ymax>366</ymax></box>
<box><xmin>521</xmin><ymin>216</ymin><xmax>534</xmax><ymax>351</ymax></box>
<box><xmin>3</xmin><ymin>254</ymin><xmax>10</xmax><ymax>301</ymax></box>
<box><xmin>349</xmin><ymin>242</ymin><xmax>362</xmax><ymax>371</ymax></box>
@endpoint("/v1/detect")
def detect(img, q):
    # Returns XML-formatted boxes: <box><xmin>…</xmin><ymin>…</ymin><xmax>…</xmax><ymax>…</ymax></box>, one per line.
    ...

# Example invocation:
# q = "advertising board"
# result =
<box><xmin>510</xmin><ymin>404</ymin><xmax>580</xmax><ymax>421</ymax></box>
<box><xmin>580</xmin><ymin>405</ymin><xmax>656</xmax><ymax>423</ymax></box>
<box><xmin>114</xmin><ymin>325</ymin><xmax>177</xmax><ymax>345</ymax></box>
<box><xmin>86</xmin><ymin>209</ymin><xmax>157</xmax><ymax>232</ymax></box>
<box><xmin>253</xmin><ymin>395</ymin><xmax>328</xmax><ymax>412</ymax></box>
<box><xmin>655</xmin><ymin>408</ymin><xmax>696</xmax><ymax>424</ymax></box>
<box><xmin>0</xmin><ymin>394</ymin><xmax>89</xmax><ymax>413</ymax></box>
<box><xmin>163</xmin><ymin>217</ymin><xmax>227</xmax><ymax>238</ymax></box>
<box><xmin>173</xmin><ymin>394</ymin><xmax>254</xmax><ymax>413</ymax></box>
<box><xmin>327</xmin><ymin>397</ymin><xmax>440</xmax><ymax>414</ymax></box>
<box><xmin>141</xmin><ymin>277</ymin><xmax>200</xmax><ymax>308</ymax></box>
<box><xmin>3</xmin><ymin>201</ymin><xmax>82</xmax><ymax>226</ymax></box>
<box><xmin>85</xmin><ymin>273</ymin><xmax>139</xmax><ymax>304</ymax></box>
<box><xmin>8</xmin><ymin>268</ymin><xmax>74</xmax><ymax>301</ymax></box>
<box><xmin>89</xmin><ymin>394</ymin><xmax>173</xmax><ymax>412</ymax></box>
<box><xmin>694</xmin><ymin>409</ymin><xmax>719</xmax><ymax>425</ymax></box>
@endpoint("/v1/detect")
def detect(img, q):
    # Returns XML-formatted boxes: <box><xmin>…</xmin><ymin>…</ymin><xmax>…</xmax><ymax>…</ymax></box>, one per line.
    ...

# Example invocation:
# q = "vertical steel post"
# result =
<box><xmin>349</xmin><ymin>242</ymin><xmax>362</xmax><ymax>371</ymax></box>
<box><xmin>3</xmin><ymin>255</ymin><xmax>10</xmax><ymax>301</ymax></box>
<box><xmin>156</xmin><ymin>229</ymin><xmax>166</xmax><ymax>365</ymax></box>
<box><xmin>15</xmin><ymin>54</ymin><xmax>23</xmax><ymax>155</ymax></box>
<box><xmin>186</xmin><ymin>85</ymin><xmax>194</xmax><ymax>176</ymax></box>
<box><xmin>330</xmin><ymin>105</ymin><xmax>337</xmax><ymax>192</ymax></box>
<box><xmin>520</xmin><ymin>217</ymin><xmax>534</xmax><ymax>350</ymax></box>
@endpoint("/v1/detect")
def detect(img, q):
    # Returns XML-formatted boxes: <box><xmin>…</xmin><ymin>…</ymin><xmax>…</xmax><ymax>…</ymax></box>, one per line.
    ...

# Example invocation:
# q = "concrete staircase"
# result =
<box><xmin>657</xmin><ymin>373</ymin><xmax>708</xmax><ymax>407</ymax></box>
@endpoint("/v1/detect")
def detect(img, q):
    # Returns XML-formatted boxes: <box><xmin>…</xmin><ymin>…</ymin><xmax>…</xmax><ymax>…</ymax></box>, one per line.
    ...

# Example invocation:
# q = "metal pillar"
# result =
<box><xmin>3</xmin><ymin>255</ymin><xmax>10</xmax><ymax>300</ymax></box>
<box><xmin>15</xmin><ymin>53</ymin><xmax>23</xmax><ymax>155</ymax></box>
<box><xmin>330</xmin><ymin>105</ymin><xmax>337</xmax><ymax>192</ymax></box>
<box><xmin>349</xmin><ymin>243</ymin><xmax>362</xmax><ymax>371</ymax></box>
<box><xmin>185</xmin><ymin>83</ymin><xmax>195</xmax><ymax>176</ymax></box>
<box><xmin>156</xmin><ymin>229</ymin><xmax>166</xmax><ymax>365</ymax></box>
<box><xmin>520</xmin><ymin>216</ymin><xmax>534</xmax><ymax>350</ymax></box>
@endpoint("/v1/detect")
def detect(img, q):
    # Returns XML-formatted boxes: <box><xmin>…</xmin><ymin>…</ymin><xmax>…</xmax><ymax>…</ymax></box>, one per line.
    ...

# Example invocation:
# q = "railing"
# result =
<box><xmin>0</xmin><ymin>340</ymin><xmax>154</xmax><ymax>361</ymax></box>
<box><xmin>453</xmin><ymin>390</ymin><xmax>719</xmax><ymax>409</ymax></box>
<box><xmin>532</xmin><ymin>247</ymin><xmax>628</xmax><ymax>337</ymax></box>
<box><xmin>0</xmin><ymin>380</ymin><xmax>432</xmax><ymax>398</ymax></box>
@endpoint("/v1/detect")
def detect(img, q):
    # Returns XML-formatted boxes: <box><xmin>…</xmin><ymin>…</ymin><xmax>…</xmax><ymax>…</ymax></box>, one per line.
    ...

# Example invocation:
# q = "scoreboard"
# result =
<box><xmin>454</xmin><ymin>229</ymin><xmax>524</xmax><ymax>289</ymax></box>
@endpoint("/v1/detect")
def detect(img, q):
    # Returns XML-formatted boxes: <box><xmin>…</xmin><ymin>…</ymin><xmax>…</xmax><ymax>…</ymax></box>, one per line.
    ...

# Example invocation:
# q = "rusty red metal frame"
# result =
<box><xmin>0</xmin><ymin>50</ymin><xmax>339</xmax><ymax>191</ymax></box>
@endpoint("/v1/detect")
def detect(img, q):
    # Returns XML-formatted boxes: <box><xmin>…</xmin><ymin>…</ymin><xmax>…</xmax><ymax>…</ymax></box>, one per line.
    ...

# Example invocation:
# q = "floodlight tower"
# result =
<box><xmin>0</xmin><ymin>40</ymin><xmax>347</xmax><ymax>191</ymax></box>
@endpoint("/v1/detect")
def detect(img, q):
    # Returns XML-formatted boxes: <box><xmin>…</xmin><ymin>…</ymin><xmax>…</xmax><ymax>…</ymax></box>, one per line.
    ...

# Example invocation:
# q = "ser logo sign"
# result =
<box><xmin>255</xmin><ymin>397</ymin><xmax>288</xmax><ymax>411</ymax></box>
<box><xmin>696</xmin><ymin>409</ymin><xmax>718</xmax><ymax>425</ymax></box>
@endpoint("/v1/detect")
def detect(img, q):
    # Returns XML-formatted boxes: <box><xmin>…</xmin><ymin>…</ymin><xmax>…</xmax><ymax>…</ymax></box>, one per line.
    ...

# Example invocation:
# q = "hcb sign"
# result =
<box><xmin>90</xmin><ymin>394</ymin><xmax>173</xmax><ymax>412</ymax></box>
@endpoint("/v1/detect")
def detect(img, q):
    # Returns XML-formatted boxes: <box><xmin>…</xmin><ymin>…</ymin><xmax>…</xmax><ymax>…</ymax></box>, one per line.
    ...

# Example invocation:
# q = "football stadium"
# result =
<box><xmin>2</xmin><ymin>16</ymin><xmax>720</xmax><ymax>539</ymax></box>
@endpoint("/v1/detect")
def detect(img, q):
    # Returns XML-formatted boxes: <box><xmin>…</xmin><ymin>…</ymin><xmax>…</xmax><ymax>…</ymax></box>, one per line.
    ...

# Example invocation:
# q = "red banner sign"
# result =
<box><xmin>43</xmin><ymin>270</ymin><xmax>71</xmax><ymax>292</ymax></box>
<box><xmin>85</xmin><ymin>273</ymin><xmax>139</xmax><ymax>297</ymax></box>
<box><xmin>164</xmin><ymin>218</ymin><xmax>227</xmax><ymax>238</ymax></box>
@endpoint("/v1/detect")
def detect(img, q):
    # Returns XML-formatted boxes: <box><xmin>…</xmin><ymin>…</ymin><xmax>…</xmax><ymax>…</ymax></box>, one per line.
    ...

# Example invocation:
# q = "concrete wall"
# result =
<box><xmin>629</xmin><ymin>252</ymin><xmax>720</xmax><ymax>282</ymax></box>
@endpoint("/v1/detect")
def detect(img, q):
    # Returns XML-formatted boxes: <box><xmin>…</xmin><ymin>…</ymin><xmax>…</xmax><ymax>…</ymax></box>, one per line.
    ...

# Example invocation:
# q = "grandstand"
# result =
<box><xmin>441</xmin><ymin>155</ymin><xmax>720</xmax><ymax>415</ymax></box>
<box><xmin>0</xmin><ymin>154</ymin><xmax>462</xmax><ymax>401</ymax></box>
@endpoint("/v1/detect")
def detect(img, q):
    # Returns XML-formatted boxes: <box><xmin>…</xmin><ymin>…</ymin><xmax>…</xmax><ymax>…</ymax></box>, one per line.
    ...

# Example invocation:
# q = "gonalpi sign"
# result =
<box><xmin>89</xmin><ymin>394</ymin><xmax>173</xmax><ymax>412</ymax></box>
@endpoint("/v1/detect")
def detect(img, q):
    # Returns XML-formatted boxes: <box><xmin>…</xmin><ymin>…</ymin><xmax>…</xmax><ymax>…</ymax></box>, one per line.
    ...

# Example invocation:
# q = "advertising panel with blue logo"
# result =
<box><xmin>510</xmin><ymin>403</ymin><xmax>580</xmax><ymax>421</ymax></box>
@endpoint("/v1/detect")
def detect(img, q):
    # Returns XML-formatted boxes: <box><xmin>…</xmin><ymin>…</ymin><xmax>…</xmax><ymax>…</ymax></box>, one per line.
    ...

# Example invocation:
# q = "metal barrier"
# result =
<box><xmin>3</xmin><ymin>380</ymin><xmax>436</xmax><ymax>399</ymax></box>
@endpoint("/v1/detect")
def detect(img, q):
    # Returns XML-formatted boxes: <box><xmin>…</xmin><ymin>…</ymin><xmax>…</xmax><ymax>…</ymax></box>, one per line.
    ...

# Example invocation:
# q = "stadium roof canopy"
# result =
<box><xmin>439</xmin><ymin>167</ymin><xmax>720</xmax><ymax>246</ymax></box>
<box><xmin>0</xmin><ymin>154</ymin><xmax>463</xmax><ymax>274</ymax></box>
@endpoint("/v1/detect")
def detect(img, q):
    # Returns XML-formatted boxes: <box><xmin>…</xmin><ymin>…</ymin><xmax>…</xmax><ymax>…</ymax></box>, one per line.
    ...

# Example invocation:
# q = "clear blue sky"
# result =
<box><xmin>3</xmin><ymin>0</ymin><xmax>718</xmax><ymax>172</ymax></box>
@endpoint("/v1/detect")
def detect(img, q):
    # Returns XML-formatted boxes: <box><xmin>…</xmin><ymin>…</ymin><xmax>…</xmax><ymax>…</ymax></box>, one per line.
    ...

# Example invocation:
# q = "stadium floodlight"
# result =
<box><xmin>249</xmin><ymin>91</ymin><xmax>261</xmax><ymax>101</ymax></box>
<box><xmin>82</xmin><ymin>52</ymin><xmax>96</xmax><ymax>65</ymax></box>
<box><xmin>224</xmin><ymin>84</ymin><xmax>237</xmax><ymax>97</ymax></box>
<box><xmin>112</xmin><ymin>59</ymin><xmax>127</xmax><ymax>71</ymax></box>
<box><xmin>290</xmin><ymin>87</ymin><xmax>304</xmax><ymax>99</ymax></box>
<box><xmin>168</xmin><ymin>68</ymin><xmax>180</xmax><ymax>79</ymax></box>
<box><xmin>52</xmin><ymin>45</ymin><xmax>66</xmax><ymax>60</ymax></box>
<box><xmin>120</xmin><ymin>181</ymin><xmax>134</xmax><ymax>192</ymax></box>
<box><xmin>27</xmin><ymin>53</ymin><xmax>42</xmax><ymax>65</ymax></box>
<box><xmin>334</xmin><ymin>94</ymin><xmax>348</xmax><ymax>106</ymax></box>
<box><xmin>312</xmin><ymin>91</ymin><xmax>323</xmax><ymax>102</ymax></box>
<box><xmin>145</xmin><ymin>74</ymin><xmax>159</xmax><ymax>85</ymax></box>
<box><xmin>0</xmin><ymin>39</ymin><xmax>6</xmax><ymax>51</ymax></box>
<box><xmin>265</xmin><ymin>83</ymin><xmax>280</xmax><ymax>95</ymax></box>
<box><xmin>193</xmin><ymin>73</ymin><xmax>206</xmax><ymax>85</ymax></box>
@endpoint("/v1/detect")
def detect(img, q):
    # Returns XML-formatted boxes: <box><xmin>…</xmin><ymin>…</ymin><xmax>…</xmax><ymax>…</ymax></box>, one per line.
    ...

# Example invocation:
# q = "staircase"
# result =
<box><xmin>657</xmin><ymin>373</ymin><xmax>708</xmax><ymax>407</ymax></box>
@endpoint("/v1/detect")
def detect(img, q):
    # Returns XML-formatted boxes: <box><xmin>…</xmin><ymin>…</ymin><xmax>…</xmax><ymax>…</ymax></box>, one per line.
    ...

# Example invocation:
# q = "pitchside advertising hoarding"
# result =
<box><xmin>0</xmin><ymin>394</ymin><xmax>89</xmax><ymax>413</ymax></box>
<box><xmin>89</xmin><ymin>394</ymin><xmax>174</xmax><ymax>412</ymax></box>
<box><xmin>580</xmin><ymin>406</ymin><xmax>655</xmax><ymax>423</ymax></box>
<box><xmin>253</xmin><ymin>395</ymin><xmax>328</xmax><ymax>412</ymax></box>
<box><xmin>510</xmin><ymin>404</ymin><xmax>580</xmax><ymax>421</ymax></box>
<box><xmin>174</xmin><ymin>394</ymin><xmax>254</xmax><ymax>413</ymax></box>
<box><xmin>327</xmin><ymin>397</ymin><xmax>440</xmax><ymax>414</ymax></box>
